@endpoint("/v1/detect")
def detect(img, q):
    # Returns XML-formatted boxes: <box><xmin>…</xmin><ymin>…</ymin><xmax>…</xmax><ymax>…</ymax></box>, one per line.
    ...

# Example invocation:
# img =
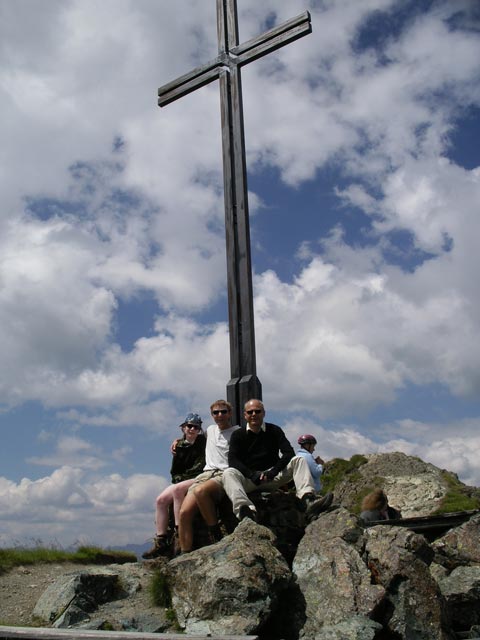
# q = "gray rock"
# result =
<box><xmin>312</xmin><ymin>615</ymin><xmax>382</xmax><ymax>640</ymax></box>
<box><xmin>33</xmin><ymin>571</ymin><xmax>120</xmax><ymax>623</ymax></box>
<box><xmin>433</xmin><ymin>513</ymin><xmax>480</xmax><ymax>570</ymax></box>
<box><xmin>74</xmin><ymin>620</ymin><xmax>114</xmax><ymax>630</ymax></box>
<box><xmin>438</xmin><ymin>566</ymin><xmax>480</xmax><ymax>632</ymax></box>
<box><xmin>365</xmin><ymin>525</ymin><xmax>452</xmax><ymax>639</ymax></box>
<box><xmin>119</xmin><ymin>613</ymin><xmax>173</xmax><ymax>632</ymax></box>
<box><xmin>53</xmin><ymin>604</ymin><xmax>90</xmax><ymax>628</ymax></box>
<box><xmin>293</xmin><ymin>508</ymin><xmax>384</xmax><ymax>637</ymax></box>
<box><xmin>166</xmin><ymin>518</ymin><xmax>291</xmax><ymax>636</ymax></box>
<box><xmin>430</xmin><ymin>561</ymin><xmax>449</xmax><ymax>583</ymax></box>
<box><xmin>73</xmin><ymin>611</ymin><xmax>172</xmax><ymax>633</ymax></box>
<box><xmin>294</xmin><ymin>509</ymin><xmax>454</xmax><ymax>639</ymax></box>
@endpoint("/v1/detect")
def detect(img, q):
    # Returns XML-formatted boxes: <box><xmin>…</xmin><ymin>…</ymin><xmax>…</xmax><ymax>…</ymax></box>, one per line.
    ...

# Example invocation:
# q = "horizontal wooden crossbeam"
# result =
<box><xmin>158</xmin><ymin>11</ymin><xmax>311</xmax><ymax>107</ymax></box>
<box><xmin>232</xmin><ymin>11</ymin><xmax>311</xmax><ymax>64</ymax></box>
<box><xmin>158</xmin><ymin>60</ymin><xmax>222</xmax><ymax>106</ymax></box>
<box><xmin>0</xmin><ymin>626</ymin><xmax>258</xmax><ymax>640</ymax></box>
<box><xmin>362</xmin><ymin>509</ymin><xmax>480</xmax><ymax>539</ymax></box>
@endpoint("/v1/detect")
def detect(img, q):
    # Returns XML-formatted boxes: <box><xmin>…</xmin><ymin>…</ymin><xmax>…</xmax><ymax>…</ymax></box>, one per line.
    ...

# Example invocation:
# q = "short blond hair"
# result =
<box><xmin>210</xmin><ymin>399</ymin><xmax>232</xmax><ymax>412</ymax></box>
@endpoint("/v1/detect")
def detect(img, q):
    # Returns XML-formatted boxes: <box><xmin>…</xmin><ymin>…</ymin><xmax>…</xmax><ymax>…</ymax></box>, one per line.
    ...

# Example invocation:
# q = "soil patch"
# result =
<box><xmin>0</xmin><ymin>562</ymin><xmax>160</xmax><ymax>628</ymax></box>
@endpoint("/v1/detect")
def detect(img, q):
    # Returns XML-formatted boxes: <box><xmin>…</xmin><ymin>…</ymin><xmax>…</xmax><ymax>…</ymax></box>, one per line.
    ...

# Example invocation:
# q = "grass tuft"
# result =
<box><xmin>148</xmin><ymin>572</ymin><xmax>182</xmax><ymax>631</ymax></box>
<box><xmin>0</xmin><ymin>545</ymin><xmax>137</xmax><ymax>575</ymax></box>
<box><xmin>72</xmin><ymin>546</ymin><xmax>137</xmax><ymax>565</ymax></box>
<box><xmin>149</xmin><ymin>570</ymin><xmax>171</xmax><ymax>607</ymax></box>
<box><xmin>432</xmin><ymin>471</ymin><xmax>480</xmax><ymax>514</ymax></box>
<box><xmin>321</xmin><ymin>454</ymin><xmax>368</xmax><ymax>495</ymax></box>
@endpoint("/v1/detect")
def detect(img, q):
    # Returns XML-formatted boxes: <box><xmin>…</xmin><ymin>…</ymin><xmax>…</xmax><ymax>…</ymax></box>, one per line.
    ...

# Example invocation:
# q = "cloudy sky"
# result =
<box><xmin>1</xmin><ymin>0</ymin><xmax>479</xmax><ymax>548</ymax></box>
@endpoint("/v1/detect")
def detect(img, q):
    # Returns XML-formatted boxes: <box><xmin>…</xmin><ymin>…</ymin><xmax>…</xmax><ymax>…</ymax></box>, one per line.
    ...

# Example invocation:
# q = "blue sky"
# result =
<box><xmin>1</xmin><ymin>0</ymin><xmax>479</xmax><ymax>548</ymax></box>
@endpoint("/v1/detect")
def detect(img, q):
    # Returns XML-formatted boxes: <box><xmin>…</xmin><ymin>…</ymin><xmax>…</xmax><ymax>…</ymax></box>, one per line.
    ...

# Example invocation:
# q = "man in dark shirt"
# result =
<box><xmin>221</xmin><ymin>398</ymin><xmax>326</xmax><ymax>521</ymax></box>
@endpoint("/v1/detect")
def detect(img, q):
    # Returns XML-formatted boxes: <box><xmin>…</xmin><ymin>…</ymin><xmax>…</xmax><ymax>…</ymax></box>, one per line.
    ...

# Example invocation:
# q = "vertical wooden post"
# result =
<box><xmin>158</xmin><ymin>2</ymin><xmax>311</xmax><ymax>425</ymax></box>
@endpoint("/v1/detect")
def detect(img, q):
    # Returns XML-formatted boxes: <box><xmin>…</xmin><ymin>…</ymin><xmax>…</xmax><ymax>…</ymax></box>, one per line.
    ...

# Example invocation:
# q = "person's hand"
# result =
<box><xmin>261</xmin><ymin>468</ymin><xmax>277</xmax><ymax>482</ymax></box>
<box><xmin>170</xmin><ymin>438</ymin><xmax>180</xmax><ymax>454</ymax></box>
<box><xmin>250</xmin><ymin>471</ymin><xmax>263</xmax><ymax>485</ymax></box>
<box><xmin>315</xmin><ymin>456</ymin><xmax>324</xmax><ymax>464</ymax></box>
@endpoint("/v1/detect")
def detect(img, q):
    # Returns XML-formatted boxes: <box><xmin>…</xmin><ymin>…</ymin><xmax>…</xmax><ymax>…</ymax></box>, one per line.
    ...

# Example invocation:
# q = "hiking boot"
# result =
<box><xmin>309</xmin><ymin>492</ymin><xmax>334</xmax><ymax>516</ymax></box>
<box><xmin>142</xmin><ymin>534</ymin><xmax>171</xmax><ymax>559</ymax></box>
<box><xmin>238</xmin><ymin>505</ymin><xmax>258</xmax><ymax>523</ymax></box>
<box><xmin>301</xmin><ymin>492</ymin><xmax>316</xmax><ymax>510</ymax></box>
<box><xmin>302</xmin><ymin>492</ymin><xmax>334</xmax><ymax>520</ymax></box>
<box><xmin>206</xmin><ymin>523</ymin><xmax>223</xmax><ymax>545</ymax></box>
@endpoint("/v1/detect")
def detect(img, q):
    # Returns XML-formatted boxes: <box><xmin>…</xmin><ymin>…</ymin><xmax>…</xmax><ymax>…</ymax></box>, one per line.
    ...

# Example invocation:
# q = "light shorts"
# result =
<box><xmin>186</xmin><ymin>469</ymin><xmax>224</xmax><ymax>495</ymax></box>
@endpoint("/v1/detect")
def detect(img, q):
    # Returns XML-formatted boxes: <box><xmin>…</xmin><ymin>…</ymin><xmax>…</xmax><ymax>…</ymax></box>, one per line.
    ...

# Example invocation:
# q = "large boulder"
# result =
<box><xmin>432</xmin><ymin>512</ymin><xmax>480</xmax><ymax>570</ymax></box>
<box><xmin>364</xmin><ymin>525</ymin><xmax>452</xmax><ymax>639</ymax></box>
<box><xmin>430</xmin><ymin>513</ymin><xmax>480</xmax><ymax>637</ymax></box>
<box><xmin>165</xmin><ymin>518</ymin><xmax>291</xmax><ymax>636</ymax></box>
<box><xmin>293</xmin><ymin>508</ymin><xmax>384</xmax><ymax>638</ymax></box>
<box><xmin>31</xmin><ymin>563</ymin><xmax>171</xmax><ymax>632</ymax></box>
<box><xmin>33</xmin><ymin>570</ymin><xmax>122</xmax><ymax>625</ymax></box>
<box><xmin>293</xmin><ymin>507</ymin><xmax>454</xmax><ymax>639</ymax></box>
<box><xmin>437</xmin><ymin>566</ymin><xmax>480</xmax><ymax>634</ymax></box>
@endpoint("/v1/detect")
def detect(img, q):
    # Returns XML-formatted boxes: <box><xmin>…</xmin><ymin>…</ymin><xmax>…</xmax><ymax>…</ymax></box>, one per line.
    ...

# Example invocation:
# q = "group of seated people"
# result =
<box><xmin>143</xmin><ymin>397</ymin><xmax>333</xmax><ymax>558</ymax></box>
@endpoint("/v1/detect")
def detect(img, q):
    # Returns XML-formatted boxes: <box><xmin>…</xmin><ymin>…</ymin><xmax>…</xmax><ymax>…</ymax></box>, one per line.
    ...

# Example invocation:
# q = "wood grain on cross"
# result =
<box><xmin>158</xmin><ymin>1</ymin><xmax>311</xmax><ymax>425</ymax></box>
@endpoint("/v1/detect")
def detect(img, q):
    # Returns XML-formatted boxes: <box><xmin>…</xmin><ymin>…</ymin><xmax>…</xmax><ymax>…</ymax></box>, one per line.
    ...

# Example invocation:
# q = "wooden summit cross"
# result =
<box><xmin>158</xmin><ymin>1</ymin><xmax>311</xmax><ymax>425</ymax></box>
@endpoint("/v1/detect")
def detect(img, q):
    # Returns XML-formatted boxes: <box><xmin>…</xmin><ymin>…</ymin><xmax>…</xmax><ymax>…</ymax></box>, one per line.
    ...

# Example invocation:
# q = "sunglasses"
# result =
<box><xmin>185</xmin><ymin>424</ymin><xmax>201</xmax><ymax>430</ymax></box>
<box><xmin>245</xmin><ymin>408</ymin><xmax>263</xmax><ymax>415</ymax></box>
<box><xmin>212</xmin><ymin>409</ymin><xmax>229</xmax><ymax>415</ymax></box>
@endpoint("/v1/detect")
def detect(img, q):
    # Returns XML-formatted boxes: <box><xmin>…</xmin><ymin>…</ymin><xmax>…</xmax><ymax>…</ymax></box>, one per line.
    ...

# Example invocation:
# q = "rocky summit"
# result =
<box><xmin>19</xmin><ymin>452</ymin><xmax>480</xmax><ymax>639</ymax></box>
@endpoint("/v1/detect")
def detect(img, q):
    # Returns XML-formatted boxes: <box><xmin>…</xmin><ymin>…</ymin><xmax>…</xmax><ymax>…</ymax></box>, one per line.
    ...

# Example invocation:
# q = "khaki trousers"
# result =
<box><xmin>221</xmin><ymin>455</ymin><xmax>315</xmax><ymax>518</ymax></box>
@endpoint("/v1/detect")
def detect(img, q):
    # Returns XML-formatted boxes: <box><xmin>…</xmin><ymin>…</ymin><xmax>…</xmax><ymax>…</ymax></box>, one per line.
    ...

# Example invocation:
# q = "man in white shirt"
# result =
<box><xmin>178</xmin><ymin>399</ymin><xmax>239</xmax><ymax>553</ymax></box>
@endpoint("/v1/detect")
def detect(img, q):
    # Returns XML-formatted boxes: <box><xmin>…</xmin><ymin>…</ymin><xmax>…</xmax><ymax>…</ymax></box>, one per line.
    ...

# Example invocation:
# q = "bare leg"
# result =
<box><xmin>154</xmin><ymin>484</ymin><xmax>176</xmax><ymax>535</ymax></box>
<box><xmin>193</xmin><ymin>479</ymin><xmax>224</xmax><ymax>526</ymax></box>
<box><xmin>178</xmin><ymin>491</ymin><xmax>198</xmax><ymax>552</ymax></box>
<box><xmin>171</xmin><ymin>479</ymin><xmax>195</xmax><ymax>526</ymax></box>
